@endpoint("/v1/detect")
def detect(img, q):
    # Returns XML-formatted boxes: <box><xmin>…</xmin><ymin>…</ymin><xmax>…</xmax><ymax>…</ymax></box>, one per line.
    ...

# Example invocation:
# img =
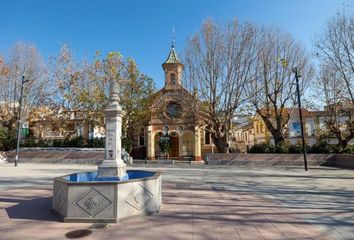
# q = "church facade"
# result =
<box><xmin>138</xmin><ymin>45</ymin><xmax>214</xmax><ymax>161</ymax></box>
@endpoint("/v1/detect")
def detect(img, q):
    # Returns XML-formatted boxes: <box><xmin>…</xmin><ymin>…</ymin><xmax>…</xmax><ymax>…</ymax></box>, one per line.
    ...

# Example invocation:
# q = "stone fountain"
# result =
<box><xmin>52</xmin><ymin>78</ymin><xmax>161</xmax><ymax>223</ymax></box>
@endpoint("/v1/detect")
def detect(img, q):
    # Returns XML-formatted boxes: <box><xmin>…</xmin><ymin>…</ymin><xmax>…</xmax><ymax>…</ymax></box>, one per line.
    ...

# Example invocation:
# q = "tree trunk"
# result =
<box><xmin>332</xmin><ymin>128</ymin><xmax>352</xmax><ymax>152</ymax></box>
<box><xmin>212</xmin><ymin>135</ymin><xmax>227</xmax><ymax>153</ymax></box>
<box><xmin>273</xmin><ymin>134</ymin><xmax>285</xmax><ymax>146</ymax></box>
<box><xmin>260</xmin><ymin>115</ymin><xmax>286</xmax><ymax>147</ymax></box>
<box><xmin>337</xmin><ymin>140</ymin><xmax>348</xmax><ymax>152</ymax></box>
<box><xmin>336</xmin><ymin>134</ymin><xmax>348</xmax><ymax>152</ymax></box>
<box><xmin>82</xmin><ymin>122</ymin><xmax>90</xmax><ymax>145</ymax></box>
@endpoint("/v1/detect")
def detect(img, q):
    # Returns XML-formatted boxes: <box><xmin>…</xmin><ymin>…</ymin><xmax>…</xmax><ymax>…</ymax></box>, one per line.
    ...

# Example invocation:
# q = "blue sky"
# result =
<box><xmin>0</xmin><ymin>0</ymin><xmax>353</xmax><ymax>88</ymax></box>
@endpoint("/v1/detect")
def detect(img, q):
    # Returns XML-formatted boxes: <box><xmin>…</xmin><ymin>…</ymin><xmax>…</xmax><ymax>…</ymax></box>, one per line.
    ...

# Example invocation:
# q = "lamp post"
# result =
<box><xmin>292</xmin><ymin>67</ymin><xmax>308</xmax><ymax>171</ymax></box>
<box><xmin>15</xmin><ymin>76</ymin><xmax>29</xmax><ymax>167</ymax></box>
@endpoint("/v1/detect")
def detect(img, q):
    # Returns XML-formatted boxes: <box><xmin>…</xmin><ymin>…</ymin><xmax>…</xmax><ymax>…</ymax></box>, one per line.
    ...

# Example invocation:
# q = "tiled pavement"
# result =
<box><xmin>0</xmin><ymin>163</ymin><xmax>354</xmax><ymax>239</ymax></box>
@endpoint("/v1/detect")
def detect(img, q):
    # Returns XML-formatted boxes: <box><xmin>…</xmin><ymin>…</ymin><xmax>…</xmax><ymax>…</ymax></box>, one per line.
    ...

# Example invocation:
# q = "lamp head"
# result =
<box><xmin>22</xmin><ymin>76</ymin><xmax>30</xmax><ymax>83</ymax></box>
<box><xmin>292</xmin><ymin>67</ymin><xmax>302</xmax><ymax>78</ymax></box>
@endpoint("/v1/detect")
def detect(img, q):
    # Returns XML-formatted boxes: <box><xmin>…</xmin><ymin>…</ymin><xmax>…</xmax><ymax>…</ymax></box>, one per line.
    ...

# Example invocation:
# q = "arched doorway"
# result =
<box><xmin>182</xmin><ymin>131</ymin><xmax>194</xmax><ymax>157</ymax></box>
<box><xmin>169</xmin><ymin>131</ymin><xmax>179</xmax><ymax>158</ymax></box>
<box><xmin>153</xmin><ymin>131</ymin><xmax>180</xmax><ymax>159</ymax></box>
<box><xmin>153</xmin><ymin>132</ymin><xmax>162</xmax><ymax>158</ymax></box>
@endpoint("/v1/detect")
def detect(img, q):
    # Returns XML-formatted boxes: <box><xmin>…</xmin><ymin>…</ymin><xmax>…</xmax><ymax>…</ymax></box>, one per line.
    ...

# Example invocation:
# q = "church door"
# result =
<box><xmin>169</xmin><ymin>136</ymin><xmax>179</xmax><ymax>158</ymax></box>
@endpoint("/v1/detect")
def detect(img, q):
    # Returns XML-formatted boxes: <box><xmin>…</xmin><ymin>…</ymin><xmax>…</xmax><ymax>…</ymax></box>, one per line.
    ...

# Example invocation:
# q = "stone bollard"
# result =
<box><xmin>0</xmin><ymin>152</ymin><xmax>8</xmax><ymax>163</ymax></box>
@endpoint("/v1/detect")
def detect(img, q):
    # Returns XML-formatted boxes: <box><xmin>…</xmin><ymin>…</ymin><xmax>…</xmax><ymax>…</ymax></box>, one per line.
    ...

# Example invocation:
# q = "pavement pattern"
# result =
<box><xmin>0</xmin><ymin>163</ymin><xmax>353</xmax><ymax>240</ymax></box>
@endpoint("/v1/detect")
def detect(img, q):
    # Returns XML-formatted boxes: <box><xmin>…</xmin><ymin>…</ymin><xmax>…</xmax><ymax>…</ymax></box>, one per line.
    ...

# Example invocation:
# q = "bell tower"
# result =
<box><xmin>162</xmin><ymin>34</ymin><xmax>184</xmax><ymax>88</ymax></box>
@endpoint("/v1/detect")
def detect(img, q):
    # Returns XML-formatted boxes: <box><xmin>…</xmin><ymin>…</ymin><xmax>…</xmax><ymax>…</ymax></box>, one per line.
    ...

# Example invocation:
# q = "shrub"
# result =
<box><xmin>67</xmin><ymin>136</ymin><xmax>85</xmax><ymax>147</ymax></box>
<box><xmin>158</xmin><ymin>136</ymin><xmax>171</xmax><ymax>156</ymax></box>
<box><xmin>53</xmin><ymin>136</ymin><xmax>85</xmax><ymax>148</ymax></box>
<box><xmin>21</xmin><ymin>137</ymin><xmax>38</xmax><ymax>147</ymax></box>
<box><xmin>0</xmin><ymin>128</ymin><xmax>16</xmax><ymax>151</ymax></box>
<box><xmin>265</xmin><ymin>144</ymin><xmax>275</xmax><ymax>153</ymax></box>
<box><xmin>249</xmin><ymin>143</ymin><xmax>275</xmax><ymax>153</ymax></box>
<box><xmin>53</xmin><ymin>140</ymin><xmax>64</xmax><ymax>147</ymax></box>
<box><xmin>37</xmin><ymin>139</ymin><xmax>49</xmax><ymax>147</ymax></box>
<box><xmin>21</xmin><ymin>137</ymin><xmax>50</xmax><ymax>148</ymax></box>
<box><xmin>249</xmin><ymin>142</ymin><xmax>312</xmax><ymax>154</ymax></box>
<box><xmin>343</xmin><ymin>144</ymin><xmax>354</xmax><ymax>154</ymax></box>
<box><xmin>122</xmin><ymin>137</ymin><xmax>133</xmax><ymax>153</ymax></box>
<box><xmin>87</xmin><ymin>137</ymin><xmax>105</xmax><ymax>148</ymax></box>
<box><xmin>308</xmin><ymin>141</ymin><xmax>333</xmax><ymax>153</ymax></box>
<box><xmin>275</xmin><ymin>143</ymin><xmax>288</xmax><ymax>153</ymax></box>
<box><xmin>288</xmin><ymin>143</ymin><xmax>302</xmax><ymax>153</ymax></box>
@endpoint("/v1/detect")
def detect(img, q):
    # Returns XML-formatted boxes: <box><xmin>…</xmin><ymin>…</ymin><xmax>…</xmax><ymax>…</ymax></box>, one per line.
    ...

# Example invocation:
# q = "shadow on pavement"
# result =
<box><xmin>2</xmin><ymin>197</ymin><xmax>60</xmax><ymax>222</ymax></box>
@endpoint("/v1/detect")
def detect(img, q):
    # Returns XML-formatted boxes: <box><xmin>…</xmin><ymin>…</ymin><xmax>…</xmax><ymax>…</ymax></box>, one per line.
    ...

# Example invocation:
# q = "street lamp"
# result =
<box><xmin>15</xmin><ymin>76</ymin><xmax>29</xmax><ymax>167</ymax></box>
<box><xmin>292</xmin><ymin>67</ymin><xmax>308</xmax><ymax>171</ymax></box>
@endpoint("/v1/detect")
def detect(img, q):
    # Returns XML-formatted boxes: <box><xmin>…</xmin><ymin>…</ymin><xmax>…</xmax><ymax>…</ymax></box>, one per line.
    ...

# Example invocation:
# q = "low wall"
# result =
<box><xmin>325</xmin><ymin>154</ymin><xmax>354</xmax><ymax>169</ymax></box>
<box><xmin>4</xmin><ymin>148</ymin><xmax>354</xmax><ymax>169</ymax></box>
<box><xmin>6</xmin><ymin>148</ymin><xmax>104</xmax><ymax>164</ymax></box>
<box><xmin>205</xmin><ymin>153</ymin><xmax>333</xmax><ymax>167</ymax></box>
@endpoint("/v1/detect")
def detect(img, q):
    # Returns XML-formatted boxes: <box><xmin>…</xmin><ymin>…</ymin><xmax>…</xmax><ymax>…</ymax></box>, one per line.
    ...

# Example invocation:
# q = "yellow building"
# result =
<box><xmin>231</xmin><ymin>108</ymin><xmax>318</xmax><ymax>152</ymax></box>
<box><xmin>253</xmin><ymin>116</ymin><xmax>271</xmax><ymax>144</ymax></box>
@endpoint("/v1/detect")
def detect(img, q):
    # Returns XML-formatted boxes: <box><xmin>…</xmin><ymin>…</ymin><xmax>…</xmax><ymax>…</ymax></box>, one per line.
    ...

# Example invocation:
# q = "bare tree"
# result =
<box><xmin>247</xmin><ymin>27</ymin><xmax>313</xmax><ymax>146</ymax></box>
<box><xmin>0</xmin><ymin>42</ymin><xmax>47</xmax><ymax>129</ymax></box>
<box><xmin>315</xmin><ymin>10</ymin><xmax>354</xmax><ymax>150</ymax></box>
<box><xmin>184</xmin><ymin>19</ymin><xmax>259</xmax><ymax>153</ymax></box>
<box><xmin>0</xmin><ymin>54</ymin><xmax>12</xmax><ymax>125</ymax></box>
<box><xmin>49</xmin><ymin>43</ymin><xmax>78</xmax><ymax>110</ymax></box>
<box><xmin>8</xmin><ymin>42</ymin><xmax>48</xmax><ymax>107</ymax></box>
<box><xmin>317</xmin><ymin>64</ymin><xmax>354</xmax><ymax>150</ymax></box>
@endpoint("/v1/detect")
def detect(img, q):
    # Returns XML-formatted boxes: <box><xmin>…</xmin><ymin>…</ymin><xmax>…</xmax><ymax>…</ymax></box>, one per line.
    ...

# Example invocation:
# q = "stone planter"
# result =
<box><xmin>52</xmin><ymin>170</ymin><xmax>162</xmax><ymax>223</ymax></box>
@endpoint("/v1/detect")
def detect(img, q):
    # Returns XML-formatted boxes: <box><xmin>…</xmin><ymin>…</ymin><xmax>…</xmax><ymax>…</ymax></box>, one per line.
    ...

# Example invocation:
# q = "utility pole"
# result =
<box><xmin>15</xmin><ymin>76</ymin><xmax>28</xmax><ymax>167</ymax></box>
<box><xmin>293</xmin><ymin>67</ymin><xmax>308</xmax><ymax>171</ymax></box>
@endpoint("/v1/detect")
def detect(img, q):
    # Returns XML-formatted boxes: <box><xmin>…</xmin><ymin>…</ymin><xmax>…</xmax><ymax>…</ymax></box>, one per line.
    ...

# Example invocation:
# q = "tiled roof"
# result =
<box><xmin>258</xmin><ymin>107</ymin><xmax>314</xmax><ymax>118</ymax></box>
<box><xmin>287</xmin><ymin>108</ymin><xmax>314</xmax><ymax>118</ymax></box>
<box><xmin>164</xmin><ymin>47</ymin><xmax>181</xmax><ymax>64</ymax></box>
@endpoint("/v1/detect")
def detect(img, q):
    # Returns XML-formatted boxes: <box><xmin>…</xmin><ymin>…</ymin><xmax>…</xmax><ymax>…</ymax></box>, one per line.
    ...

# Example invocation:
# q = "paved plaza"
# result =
<box><xmin>0</xmin><ymin>163</ymin><xmax>354</xmax><ymax>239</ymax></box>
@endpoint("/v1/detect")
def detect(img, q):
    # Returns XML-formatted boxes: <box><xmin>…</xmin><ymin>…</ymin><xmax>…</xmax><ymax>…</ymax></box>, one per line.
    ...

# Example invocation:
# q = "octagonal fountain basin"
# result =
<box><xmin>52</xmin><ymin>170</ymin><xmax>162</xmax><ymax>223</ymax></box>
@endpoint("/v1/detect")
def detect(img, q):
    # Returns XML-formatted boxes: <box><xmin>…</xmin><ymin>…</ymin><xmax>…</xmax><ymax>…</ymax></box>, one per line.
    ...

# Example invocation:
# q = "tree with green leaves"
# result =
<box><xmin>158</xmin><ymin>135</ymin><xmax>171</xmax><ymax>159</ymax></box>
<box><xmin>72</xmin><ymin>51</ymin><xmax>155</xmax><ymax>146</ymax></box>
<box><xmin>120</xmin><ymin>59</ymin><xmax>155</xmax><ymax>148</ymax></box>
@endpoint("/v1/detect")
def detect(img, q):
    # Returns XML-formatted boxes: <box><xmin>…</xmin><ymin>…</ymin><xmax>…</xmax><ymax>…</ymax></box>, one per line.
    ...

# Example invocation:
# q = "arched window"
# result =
<box><xmin>170</xmin><ymin>73</ymin><xmax>176</xmax><ymax>85</ymax></box>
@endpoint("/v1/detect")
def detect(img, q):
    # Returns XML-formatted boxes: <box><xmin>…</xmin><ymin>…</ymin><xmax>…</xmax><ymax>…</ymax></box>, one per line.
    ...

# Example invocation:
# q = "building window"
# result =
<box><xmin>205</xmin><ymin>129</ymin><xmax>211</xmax><ymax>145</ymax></box>
<box><xmin>170</xmin><ymin>73</ymin><xmax>176</xmax><ymax>85</ymax></box>
<box><xmin>139</xmin><ymin>128</ymin><xmax>145</xmax><ymax>146</ymax></box>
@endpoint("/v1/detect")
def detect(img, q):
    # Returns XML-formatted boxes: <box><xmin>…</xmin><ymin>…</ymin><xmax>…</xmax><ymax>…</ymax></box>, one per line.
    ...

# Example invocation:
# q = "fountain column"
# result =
<box><xmin>97</xmin><ymin>78</ymin><xmax>127</xmax><ymax>180</ymax></box>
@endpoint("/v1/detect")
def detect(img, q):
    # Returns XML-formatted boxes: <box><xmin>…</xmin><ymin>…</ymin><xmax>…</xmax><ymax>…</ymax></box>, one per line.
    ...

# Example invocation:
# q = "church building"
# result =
<box><xmin>141</xmin><ymin>44</ymin><xmax>213</xmax><ymax>161</ymax></box>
